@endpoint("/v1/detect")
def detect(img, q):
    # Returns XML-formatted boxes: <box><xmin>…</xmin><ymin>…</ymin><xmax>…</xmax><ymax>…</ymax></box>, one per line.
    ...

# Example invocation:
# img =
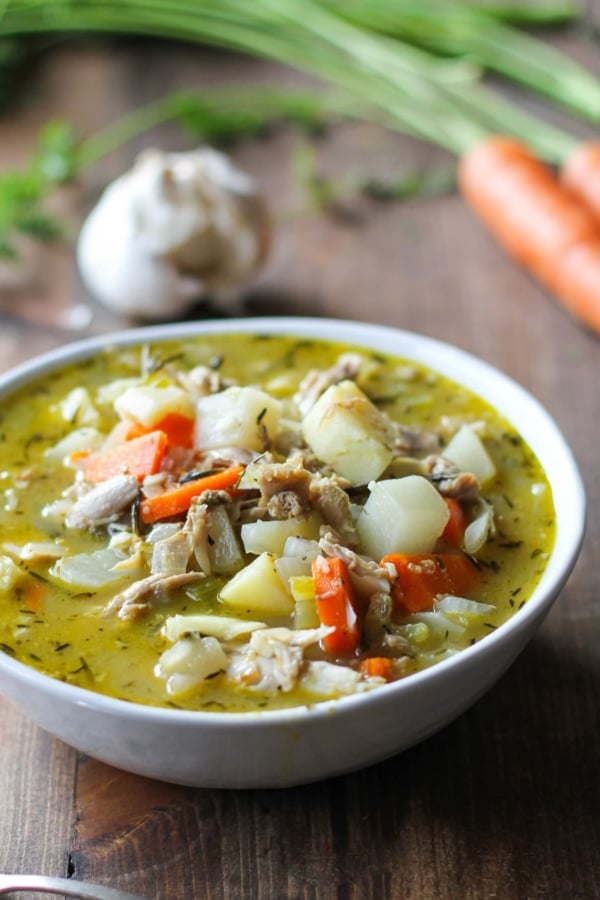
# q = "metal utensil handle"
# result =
<box><xmin>0</xmin><ymin>873</ymin><xmax>145</xmax><ymax>899</ymax></box>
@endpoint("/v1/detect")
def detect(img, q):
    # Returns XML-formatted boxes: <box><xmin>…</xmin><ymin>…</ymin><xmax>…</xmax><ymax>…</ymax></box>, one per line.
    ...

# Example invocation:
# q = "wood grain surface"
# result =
<box><xmin>0</xmin><ymin>21</ymin><xmax>598</xmax><ymax>900</ymax></box>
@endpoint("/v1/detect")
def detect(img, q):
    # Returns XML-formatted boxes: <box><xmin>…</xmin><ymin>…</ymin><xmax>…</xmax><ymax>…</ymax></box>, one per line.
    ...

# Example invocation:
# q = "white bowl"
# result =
<box><xmin>0</xmin><ymin>318</ymin><xmax>586</xmax><ymax>788</ymax></box>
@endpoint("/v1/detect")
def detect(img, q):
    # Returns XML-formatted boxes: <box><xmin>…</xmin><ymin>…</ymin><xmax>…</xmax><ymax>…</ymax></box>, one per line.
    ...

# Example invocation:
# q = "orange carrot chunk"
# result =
<box><xmin>139</xmin><ymin>464</ymin><xmax>245</xmax><ymax>525</ymax></box>
<box><xmin>128</xmin><ymin>412</ymin><xmax>195</xmax><ymax>449</ymax></box>
<box><xmin>382</xmin><ymin>552</ymin><xmax>481</xmax><ymax>615</ymax></box>
<box><xmin>84</xmin><ymin>430</ymin><xmax>168</xmax><ymax>484</ymax></box>
<box><xmin>23</xmin><ymin>579</ymin><xmax>46</xmax><ymax>613</ymax></box>
<box><xmin>458</xmin><ymin>135</ymin><xmax>600</xmax><ymax>335</ymax></box>
<box><xmin>311</xmin><ymin>555</ymin><xmax>360</xmax><ymax>656</ymax></box>
<box><xmin>359</xmin><ymin>656</ymin><xmax>395</xmax><ymax>681</ymax></box>
<box><xmin>151</xmin><ymin>412</ymin><xmax>195</xmax><ymax>449</ymax></box>
<box><xmin>561</xmin><ymin>140</ymin><xmax>600</xmax><ymax>224</ymax></box>
<box><xmin>441</xmin><ymin>498</ymin><xmax>468</xmax><ymax>548</ymax></box>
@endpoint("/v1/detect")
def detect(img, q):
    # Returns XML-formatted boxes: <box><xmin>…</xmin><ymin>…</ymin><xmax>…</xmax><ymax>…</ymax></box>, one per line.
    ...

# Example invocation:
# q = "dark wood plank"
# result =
<box><xmin>0</xmin><ymin>698</ymin><xmax>77</xmax><ymax>877</ymax></box>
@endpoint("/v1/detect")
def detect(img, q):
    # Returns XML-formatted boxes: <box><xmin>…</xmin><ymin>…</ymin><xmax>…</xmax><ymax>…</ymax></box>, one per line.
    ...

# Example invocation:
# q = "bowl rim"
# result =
<box><xmin>0</xmin><ymin>316</ymin><xmax>587</xmax><ymax>728</ymax></box>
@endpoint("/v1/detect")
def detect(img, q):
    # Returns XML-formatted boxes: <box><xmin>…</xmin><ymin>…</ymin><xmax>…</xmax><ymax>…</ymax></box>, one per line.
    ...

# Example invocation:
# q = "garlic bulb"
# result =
<box><xmin>76</xmin><ymin>147</ymin><xmax>270</xmax><ymax>320</ymax></box>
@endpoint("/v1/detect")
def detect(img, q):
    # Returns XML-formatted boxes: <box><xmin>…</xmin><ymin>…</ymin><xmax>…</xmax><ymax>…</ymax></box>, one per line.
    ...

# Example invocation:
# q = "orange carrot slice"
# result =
<box><xmin>84</xmin><ymin>431</ymin><xmax>168</xmax><ymax>484</ymax></box>
<box><xmin>124</xmin><ymin>412</ymin><xmax>195</xmax><ymax>449</ymax></box>
<box><xmin>359</xmin><ymin>656</ymin><xmax>395</xmax><ymax>681</ymax></box>
<box><xmin>441</xmin><ymin>498</ymin><xmax>468</xmax><ymax>548</ymax></box>
<box><xmin>139</xmin><ymin>464</ymin><xmax>245</xmax><ymax>525</ymax></box>
<box><xmin>311</xmin><ymin>555</ymin><xmax>360</xmax><ymax>656</ymax></box>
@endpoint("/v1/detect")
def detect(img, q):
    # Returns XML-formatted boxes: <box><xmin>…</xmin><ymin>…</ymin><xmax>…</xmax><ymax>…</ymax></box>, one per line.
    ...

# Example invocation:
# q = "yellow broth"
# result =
<box><xmin>0</xmin><ymin>334</ymin><xmax>555</xmax><ymax>711</ymax></box>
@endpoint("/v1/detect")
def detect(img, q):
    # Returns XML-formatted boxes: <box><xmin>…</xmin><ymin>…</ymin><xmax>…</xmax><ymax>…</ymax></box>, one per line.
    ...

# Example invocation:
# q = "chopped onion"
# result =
<box><xmin>163</xmin><ymin>613</ymin><xmax>266</xmax><ymax>642</ymax></box>
<box><xmin>434</xmin><ymin>595</ymin><xmax>495</xmax><ymax>617</ymax></box>
<box><xmin>463</xmin><ymin>498</ymin><xmax>495</xmax><ymax>554</ymax></box>
<box><xmin>51</xmin><ymin>547</ymin><xmax>136</xmax><ymax>588</ymax></box>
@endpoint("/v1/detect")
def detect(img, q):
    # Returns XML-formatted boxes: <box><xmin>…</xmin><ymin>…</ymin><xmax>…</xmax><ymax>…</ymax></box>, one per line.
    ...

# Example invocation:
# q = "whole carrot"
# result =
<box><xmin>458</xmin><ymin>135</ymin><xmax>600</xmax><ymax>335</ymax></box>
<box><xmin>561</xmin><ymin>141</ymin><xmax>600</xmax><ymax>223</ymax></box>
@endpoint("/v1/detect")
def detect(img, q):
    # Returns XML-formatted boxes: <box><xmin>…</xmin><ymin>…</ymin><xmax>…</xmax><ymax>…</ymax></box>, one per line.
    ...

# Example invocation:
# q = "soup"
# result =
<box><xmin>0</xmin><ymin>333</ymin><xmax>554</xmax><ymax>712</ymax></box>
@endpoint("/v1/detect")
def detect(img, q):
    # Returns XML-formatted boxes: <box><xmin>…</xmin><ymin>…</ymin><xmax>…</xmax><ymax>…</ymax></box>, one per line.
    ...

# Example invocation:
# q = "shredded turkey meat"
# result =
<box><xmin>67</xmin><ymin>474</ymin><xmax>139</xmax><ymax>529</ymax></box>
<box><xmin>227</xmin><ymin>626</ymin><xmax>333</xmax><ymax>693</ymax></box>
<box><xmin>424</xmin><ymin>455</ymin><xmax>481</xmax><ymax>501</ymax></box>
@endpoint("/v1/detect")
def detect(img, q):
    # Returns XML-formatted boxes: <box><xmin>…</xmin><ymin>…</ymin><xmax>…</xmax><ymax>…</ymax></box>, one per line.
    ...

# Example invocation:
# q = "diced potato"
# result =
<box><xmin>442</xmin><ymin>424</ymin><xmax>496</xmax><ymax>485</ymax></box>
<box><xmin>356</xmin><ymin>475</ymin><xmax>450</xmax><ymax>558</ymax></box>
<box><xmin>115</xmin><ymin>383</ymin><xmax>195</xmax><ymax>427</ymax></box>
<box><xmin>196</xmin><ymin>386</ymin><xmax>282</xmax><ymax>451</ymax></box>
<box><xmin>163</xmin><ymin>614</ymin><xmax>266</xmax><ymax>642</ymax></box>
<box><xmin>219</xmin><ymin>552</ymin><xmax>294</xmax><ymax>616</ymax></box>
<box><xmin>301</xmin><ymin>380</ymin><xmax>393</xmax><ymax>484</ymax></box>
<box><xmin>240</xmin><ymin>512</ymin><xmax>322</xmax><ymax>557</ymax></box>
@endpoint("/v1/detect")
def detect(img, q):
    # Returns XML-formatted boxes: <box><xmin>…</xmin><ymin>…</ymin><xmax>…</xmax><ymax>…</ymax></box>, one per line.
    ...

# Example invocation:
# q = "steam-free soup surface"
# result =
<box><xmin>0</xmin><ymin>334</ymin><xmax>554</xmax><ymax>711</ymax></box>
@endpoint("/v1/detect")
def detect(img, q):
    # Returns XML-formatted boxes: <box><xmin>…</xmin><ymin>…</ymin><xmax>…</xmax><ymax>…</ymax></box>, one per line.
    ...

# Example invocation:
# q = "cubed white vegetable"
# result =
<box><xmin>219</xmin><ymin>552</ymin><xmax>294</xmax><ymax>615</ymax></box>
<box><xmin>442</xmin><ymin>424</ymin><xmax>496</xmax><ymax>485</ymax></box>
<box><xmin>196</xmin><ymin>385</ymin><xmax>281</xmax><ymax>452</ymax></box>
<box><xmin>240</xmin><ymin>512</ymin><xmax>321</xmax><ymax>556</ymax></box>
<box><xmin>356</xmin><ymin>475</ymin><xmax>449</xmax><ymax>558</ymax></box>
<box><xmin>301</xmin><ymin>380</ymin><xmax>393</xmax><ymax>484</ymax></box>
<box><xmin>115</xmin><ymin>383</ymin><xmax>195</xmax><ymax>427</ymax></box>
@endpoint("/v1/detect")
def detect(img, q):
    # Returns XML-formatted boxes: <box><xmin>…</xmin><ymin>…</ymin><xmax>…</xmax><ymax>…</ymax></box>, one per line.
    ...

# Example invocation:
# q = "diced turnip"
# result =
<box><xmin>196</xmin><ymin>385</ymin><xmax>282</xmax><ymax>451</ymax></box>
<box><xmin>442</xmin><ymin>424</ymin><xmax>496</xmax><ymax>485</ymax></box>
<box><xmin>240</xmin><ymin>512</ymin><xmax>321</xmax><ymax>556</ymax></box>
<box><xmin>115</xmin><ymin>383</ymin><xmax>195</xmax><ymax>426</ymax></box>
<box><xmin>301</xmin><ymin>380</ymin><xmax>393</xmax><ymax>484</ymax></box>
<box><xmin>356</xmin><ymin>475</ymin><xmax>449</xmax><ymax>558</ymax></box>
<box><xmin>219</xmin><ymin>552</ymin><xmax>294</xmax><ymax>615</ymax></box>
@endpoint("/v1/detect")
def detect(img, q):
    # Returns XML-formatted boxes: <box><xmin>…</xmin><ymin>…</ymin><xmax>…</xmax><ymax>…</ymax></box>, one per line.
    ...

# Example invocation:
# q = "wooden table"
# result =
<box><xmin>0</xmin><ymin>25</ymin><xmax>598</xmax><ymax>900</ymax></box>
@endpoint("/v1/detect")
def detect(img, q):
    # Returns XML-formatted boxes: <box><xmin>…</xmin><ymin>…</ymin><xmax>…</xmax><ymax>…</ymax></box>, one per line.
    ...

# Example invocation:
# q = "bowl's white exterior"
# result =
<box><xmin>0</xmin><ymin>318</ymin><xmax>586</xmax><ymax>788</ymax></box>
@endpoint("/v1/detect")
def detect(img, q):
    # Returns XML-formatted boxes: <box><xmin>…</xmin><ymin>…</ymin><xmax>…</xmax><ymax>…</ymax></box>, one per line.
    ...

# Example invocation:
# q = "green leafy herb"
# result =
<box><xmin>0</xmin><ymin>0</ymin><xmax>592</xmax><ymax>260</ymax></box>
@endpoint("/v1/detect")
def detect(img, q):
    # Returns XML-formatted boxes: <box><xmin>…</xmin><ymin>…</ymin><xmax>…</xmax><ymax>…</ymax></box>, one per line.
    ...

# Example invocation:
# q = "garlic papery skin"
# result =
<box><xmin>76</xmin><ymin>147</ymin><xmax>271</xmax><ymax>320</ymax></box>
